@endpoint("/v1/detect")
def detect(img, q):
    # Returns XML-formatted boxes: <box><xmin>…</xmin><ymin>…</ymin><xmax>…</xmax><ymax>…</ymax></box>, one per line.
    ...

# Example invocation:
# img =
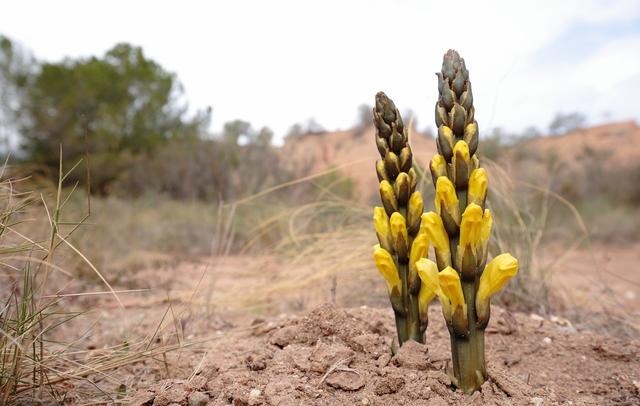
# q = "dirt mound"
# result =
<box><xmin>130</xmin><ymin>304</ymin><xmax>640</xmax><ymax>406</ymax></box>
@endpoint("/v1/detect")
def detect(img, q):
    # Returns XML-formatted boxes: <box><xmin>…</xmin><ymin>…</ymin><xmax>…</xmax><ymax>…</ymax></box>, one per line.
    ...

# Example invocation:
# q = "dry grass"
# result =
<box><xmin>0</xmin><ymin>149</ymin><xmax>636</xmax><ymax>403</ymax></box>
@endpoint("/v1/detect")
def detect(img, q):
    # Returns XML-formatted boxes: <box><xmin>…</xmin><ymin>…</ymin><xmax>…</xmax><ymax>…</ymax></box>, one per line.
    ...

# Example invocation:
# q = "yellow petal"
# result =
<box><xmin>477</xmin><ymin>253</ymin><xmax>518</xmax><ymax>302</ymax></box>
<box><xmin>415</xmin><ymin>259</ymin><xmax>438</xmax><ymax>317</ymax></box>
<box><xmin>459</xmin><ymin>203</ymin><xmax>484</xmax><ymax>249</ymax></box>
<box><xmin>468</xmin><ymin>168</ymin><xmax>488</xmax><ymax>206</ymax></box>
<box><xmin>453</xmin><ymin>140</ymin><xmax>470</xmax><ymax>164</ymax></box>
<box><xmin>430</xmin><ymin>154</ymin><xmax>447</xmax><ymax>179</ymax></box>
<box><xmin>407</xmin><ymin>191</ymin><xmax>424</xmax><ymax>232</ymax></box>
<box><xmin>420</xmin><ymin>211</ymin><xmax>450</xmax><ymax>254</ymax></box>
<box><xmin>390</xmin><ymin>212</ymin><xmax>409</xmax><ymax>258</ymax></box>
<box><xmin>434</xmin><ymin>176</ymin><xmax>459</xmax><ymax>219</ymax></box>
<box><xmin>418</xmin><ymin>283</ymin><xmax>436</xmax><ymax>315</ymax></box>
<box><xmin>480</xmin><ymin>209</ymin><xmax>492</xmax><ymax>250</ymax></box>
<box><xmin>409</xmin><ymin>234</ymin><xmax>429</xmax><ymax>274</ymax></box>
<box><xmin>438</xmin><ymin>267</ymin><xmax>466</xmax><ymax>314</ymax></box>
<box><xmin>379</xmin><ymin>180</ymin><xmax>397</xmax><ymax>214</ymax></box>
<box><xmin>417</xmin><ymin>259</ymin><xmax>453</xmax><ymax>320</ymax></box>
<box><xmin>416</xmin><ymin>258</ymin><xmax>439</xmax><ymax>294</ymax></box>
<box><xmin>373</xmin><ymin>206</ymin><xmax>390</xmax><ymax>236</ymax></box>
<box><xmin>373</xmin><ymin>244</ymin><xmax>401</xmax><ymax>293</ymax></box>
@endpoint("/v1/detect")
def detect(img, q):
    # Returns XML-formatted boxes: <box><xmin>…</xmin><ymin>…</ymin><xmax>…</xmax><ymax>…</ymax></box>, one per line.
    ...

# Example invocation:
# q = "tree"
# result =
<box><xmin>18</xmin><ymin>43</ymin><xmax>210</xmax><ymax>192</ymax></box>
<box><xmin>548</xmin><ymin>112</ymin><xmax>586</xmax><ymax>135</ymax></box>
<box><xmin>0</xmin><ymin>35</ymin><xmax>33</xmax><ymax>153</ymax></box>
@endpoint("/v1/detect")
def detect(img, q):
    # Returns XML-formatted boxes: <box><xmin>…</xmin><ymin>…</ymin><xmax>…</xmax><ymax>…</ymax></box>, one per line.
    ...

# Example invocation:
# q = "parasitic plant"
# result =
<box><xmin>418</xmin><ymin>49</ymin><xmax>519</xmax><ymax>393</ymax></box>
<box><xmin>372</xmin><ymin>92</ymin><xmax>431</xmax><ymax>347</ymax></box>
<box><xmin>372</xmin><ymin>50</ymin><xmax>519</xmax><ymax>394</ymax></box>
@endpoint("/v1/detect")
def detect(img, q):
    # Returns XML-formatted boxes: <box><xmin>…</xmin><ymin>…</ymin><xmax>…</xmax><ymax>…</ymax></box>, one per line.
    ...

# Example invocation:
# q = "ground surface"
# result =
<box><xmin>7</xmin><ymin>243</ymin><xmax>640</xmax><ymax>405</ymax></box>
<box><xmin>127</xmin><ymin>304</ymin><xmax>639</xmax><ymax>406</ymax></box>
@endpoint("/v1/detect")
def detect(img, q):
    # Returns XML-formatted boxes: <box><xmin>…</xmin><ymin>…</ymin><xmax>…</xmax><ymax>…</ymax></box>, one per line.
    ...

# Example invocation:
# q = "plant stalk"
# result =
<box><xmin>450</xmin><ymin>279</ymin><xmax>486</xmax><ymax>394</ymax></box>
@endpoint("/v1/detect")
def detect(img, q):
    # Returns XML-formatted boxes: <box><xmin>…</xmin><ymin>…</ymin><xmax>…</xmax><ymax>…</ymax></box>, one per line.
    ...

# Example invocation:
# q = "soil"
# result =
<box><xmin>128</xmin><ymin>303</ymin><xmax>640</xmax><ymax>406</ymax></box>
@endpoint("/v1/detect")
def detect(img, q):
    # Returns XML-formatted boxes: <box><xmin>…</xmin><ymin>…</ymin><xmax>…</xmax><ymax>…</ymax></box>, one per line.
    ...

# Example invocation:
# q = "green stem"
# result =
<box><xmin>394</xmin><ymin>312</ymin><xmax>408</xmax><ymax>346</ymax></box>
<box><xmin>407</xmin><ymin>287</ymin><xmax>423</xmax><ymax>343</ymax></box>
<box><xmin>394</xmin><ymin>261</ymin><xmax>423</xmax><ymax>346</ymax></box>
<box><xmin>451</xmin><ymin>278</ymin><xmax>486</xmax><ymax>394</ymax></box>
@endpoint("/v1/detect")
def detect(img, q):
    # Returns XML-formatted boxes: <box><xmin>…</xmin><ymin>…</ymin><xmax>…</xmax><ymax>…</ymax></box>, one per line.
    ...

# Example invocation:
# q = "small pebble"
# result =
<box><xmin>530</xmin><ymin>397</ymin><xmax>544</xmax><ymax>406</ymax></box>
<box><xmin>542</xmin><ymin>337</ymin><xmax>552</xmax><ymax>344</ymax></box>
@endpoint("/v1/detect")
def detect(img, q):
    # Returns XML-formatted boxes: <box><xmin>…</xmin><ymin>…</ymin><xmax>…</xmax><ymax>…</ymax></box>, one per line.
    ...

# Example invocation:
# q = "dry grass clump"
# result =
<box><xmin>0</xmin><ymin>157</ymin><xmax>192</xmax><ymax>403</ymax></box>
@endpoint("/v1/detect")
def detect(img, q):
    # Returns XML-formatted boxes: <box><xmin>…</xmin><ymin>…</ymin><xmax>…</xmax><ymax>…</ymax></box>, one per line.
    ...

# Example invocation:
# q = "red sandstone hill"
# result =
<box><xmin>280</xmin><ymin>121</ymin><xmax>640</xmax><ymax>201</ymax></box>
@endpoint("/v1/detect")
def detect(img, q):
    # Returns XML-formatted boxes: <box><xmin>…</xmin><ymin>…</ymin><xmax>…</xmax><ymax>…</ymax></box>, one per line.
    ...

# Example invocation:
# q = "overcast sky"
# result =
<box><xmin>2</xmin><ymin>0</ymin><xmax>639</xmax><ymax>141</ymax></box>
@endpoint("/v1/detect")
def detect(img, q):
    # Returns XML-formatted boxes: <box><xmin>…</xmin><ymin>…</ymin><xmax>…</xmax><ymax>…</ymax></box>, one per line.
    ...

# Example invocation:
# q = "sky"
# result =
<box><xmin>1</xmin><ymin>0</ymin><xmax>639</xmax><ymax>142</ymax></box>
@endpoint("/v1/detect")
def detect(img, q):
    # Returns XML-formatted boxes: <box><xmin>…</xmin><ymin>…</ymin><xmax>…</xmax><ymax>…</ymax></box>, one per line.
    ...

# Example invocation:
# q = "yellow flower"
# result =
<box><xmin>390</xmin><ymin>212</ymin><xmax>409</xmax><ymax>259</ymax></box>
<box><xmin>373</xmin><ymin>244</ymin><xmax>401</xmax><ymax>294</ymax></box>
<box><xmin>407</xmin><ymin>191</ymin><xmax>424</xmax><ymax>234</ymax></box>
<box><xmin>418</xmin><ymin>273</ymin><xmax>436</xmax><ymax>317</ymax></box>
<box><xmin>451</xmin><ymin>140</ymin><xmax>472</xmax><ymax>187</ymax></box>
<box><xmin>409</xmin><ymin>233</ymin><xmax>429</xmax><ymax>274</ymax></box>
<box><xmin>416</xmin><ymin>258</ymin><xmax>451</xmax><ymax>319</ymax></box>
<box><xmin>438</xmin><ymin>267</ymin><xmax>466</xmax><ymax>315</ymax></box>
<box><xmin>379</xmin><ymin>180</ymin><xmax>398</xmax><ymax>215</ymax></box>
<box><xmin>480</xmin><ymin>209</ymin><xmax>492</xmax><ymax>255</ymax></box>
<box><xmin>453</xmin><ymin>140</ymin><xmax>470</xmax><ymax>163</ymax></box>
<box><xmin>459</xmin><ymin>203</ymin><xmax>484</xmax><ymax>250</ymax></box>
<box><xmin>373</xmin><ymin>207</ymin><xmax>392</xmax><ymax>253</ymax></box>
<box><xmin>477</xmin><ymin>253</ymin><xmax>518</xmax><ymax>303</ymax></box>
<box><xmin>430</xmin><ymin>154</ymin><xmax>448</xmax><ymax>180</ymax></box>
<box><xmin>468</xmin><ymin>168</ymin><xmax>488</xmax><ymax>206</ymax></box>
<box><xmin>420</xmin><ymin>211</ymin><xmax>451</xmax><ymax>263</ymax></box>
<box><xmin>434</xmin><ymin>177</ymin><xmax>459</xmax><ymax>222</ymax></box>
<box><xmin>437</xmin><ymin>125</ymin><xmax>455</xmax><ymax>160</ymax></box>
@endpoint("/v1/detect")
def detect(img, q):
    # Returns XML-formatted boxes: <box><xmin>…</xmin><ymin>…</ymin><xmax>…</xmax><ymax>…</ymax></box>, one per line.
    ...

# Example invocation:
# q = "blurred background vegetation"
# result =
<box><xmin>2</xmin><ymin>32</ymin><xmax>639</xmax><ymax>280</ymax></box>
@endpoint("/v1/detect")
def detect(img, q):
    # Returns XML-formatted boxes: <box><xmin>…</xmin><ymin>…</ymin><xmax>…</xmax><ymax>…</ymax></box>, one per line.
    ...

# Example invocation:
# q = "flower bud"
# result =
<box><xmin>373</xmin><ymin>207</ymin><xmax>393</xmax><ymax>253</ymax></box>
<box><xmin>389</xmin><ymin>130</ymin><xmax>404</xmax><ymax>153</ymax></box>
<box><xmin>434</xmin><ymin>177</ymin><xmax>460</xmax><ymax>235</ymax></box>
<box><xmin>468</xmin><ymin>168</ymin><xmax>488</xmax><ymax>207</ymax></box>
<box><xmin>390</xmin><ymin>212</ymin><xmax>409</xmax><ymax>261</ymax></box>
<box><xmin>435</xmin><ymin>102</ymin><xmax>448</xmax><ymax>128</ymax></box>
<box><xmin>441</xmin><ymin>79</ymin><xmax>456</xmax><ymax>110</ymax></box>
<box><xmin>409</xmin><ymin>233</ymin><xmax>429</xmax><ymax>291</ymax></box>
<box><xmin>463</xmin><ymin>121</ymin><xmax>478</xmax><ymax>155</ymax></box>
<box><xmin>439</xmin><ymin>267</ymin><xmax>468</xmax><ymax>334</ymax></box>
<box><xmin>394</xmin><ymin>172</ymin><xmax>411</xmax><ymax>206</ymax></box>
<box><xmin>452</xmin><ymin>140</ymin><xmax>471</xmax><ymax>188</ymax></box>
<box><xmin>460</xmin><ymin>88</ymin><xmax>473</xmax><ymax>112</ymax></box>
<box><xmin>408</xmin><ymin>168</ymin><xmax>417</xmax><ymax>193</ymax></box>
<box><xmin>452</xmin><ymin>68</ymin><xmax>465</xmax><ymax>96</ymax></box>
<box><xmin>373</xmin><ymin>244</ymin><xmax>401</xmax><ymax>294</ymax></box>
<box><xmin>420</xmin><ymin>211</ymin><xmax>451</xmax><ymax>270</ymax></box>
<box><xmin>449</xmin><ymin>103</ymin><xmax>467</xmax><ymax>136</ymax></box>
<box><xmin>379</xmin><ymin>180</ymin><xmax>398</xmax><ymax>216</ymax></box>
<box><xmin>384</xmin><ymin>151</ymin><xmax>401</xmax><ymax>178</ymax></box>
<box><xmin>430</xmin><ymin>154</ymin><xmax>448</xmax><ymax>185</ymax></box>
<box><xmin>399</xmin><ymin>146</ymin><xmax>413</xmax><ymax>173</ymax></box>
<box><xmin>437</xmin><ymin>125</ymin><xmax>455</xmax><ymax>161</ymax></box>
<box><xmin>406</xmin><ymin>191</ymin><xmax>423</xmax><ymax>236</ymax></box>
<box><xmin>376</xmin><ymin>160</ymin><xmax>389</xmax><ymax>182</ymax></box>
<box><xmin>376</xmin><ymin>135</ymin><xmax>389</xmax><ymax>157</ymax></box>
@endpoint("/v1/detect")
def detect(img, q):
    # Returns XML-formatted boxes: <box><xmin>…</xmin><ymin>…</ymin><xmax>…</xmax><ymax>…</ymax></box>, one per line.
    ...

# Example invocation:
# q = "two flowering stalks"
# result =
<box><xmin>372</xmin><ymin>50</ymin><xmax>519</xmax><ymax>394</ymax></box>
